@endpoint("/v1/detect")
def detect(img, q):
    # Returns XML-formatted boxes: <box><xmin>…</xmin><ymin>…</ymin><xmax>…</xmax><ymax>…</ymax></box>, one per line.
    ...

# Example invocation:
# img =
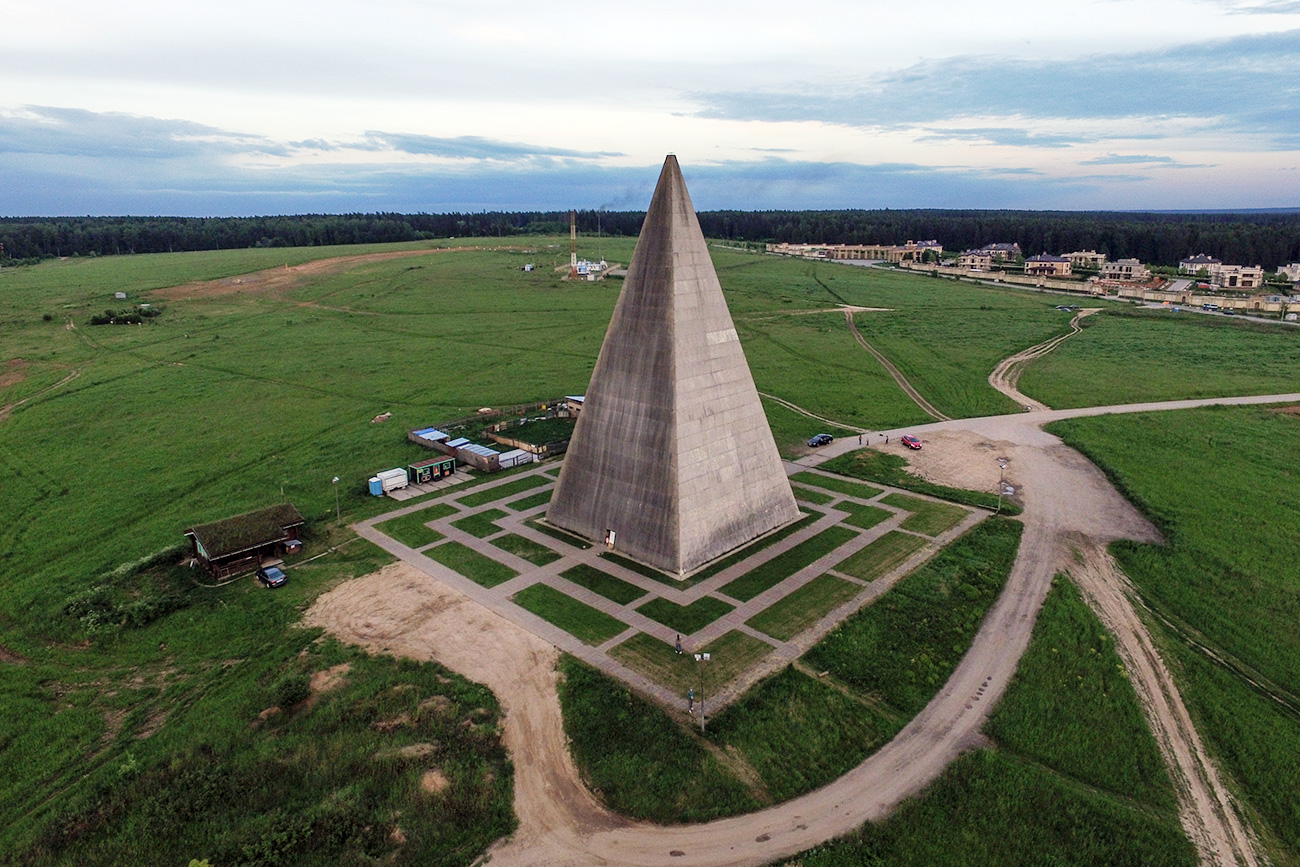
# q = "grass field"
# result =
<box><xmin>708</xmin><ymin>666</ymin><xmax>903</xmax><ymax>803</ymax></box>
<box><xmin>505</xmin><ymin>489</ymin><xmax>552</xmax><ymax>511</ymax></box>
<box><xmin>807</xmin><ymin>518</ymin><xmax>1022</xmax><ymax>714</ymax></box>
<box><xmin>375</xmin><ymin>502</ymin><xmax>458</xmax><ymax>547</ymax></box>
<box><xmin>425</xmin><ymin>542</ymin><xmax>518</xmax><ymax>588</ymax></box>
<box><xmin>789</xmin><ymin>471</ymin><xmax>883</xmax><ymax>500</ymax></box>
<box><xmin>526</xmin><ymin>517</ymin><xmax>593</xmax><ymax>549</ymax></box>
<box><xmin>5</xmin><ymin>238</ymin><xmax>1298</xmax><ymax>862</ymax></box>
<box><xmin>833</xmin><ymin>531</ymin><xmax>931</xmax><ymax>582</ymax></box>
<box><xmin>456</xmin><ymin>475</ymin><xmax>549</xmax><ymax>508</ymax></box>
<box><xmin>557</xmin><ymin>658</ymin><xmax>761</xmax><ymax>822</ymax></box>
<box><xmin>1051</xmin><ymin>405</ymin><xmax>1300</xmax><ymax>859</ymax></box>
<box><xmin>511</xmin><ymin>585</ymin><xmax>628</xmax><ymax>646</ymax></box>
<box><xmin>635</xmin><ymin>596</ymin><xmax>736</xmax><ymax>634</ymax></box>
<box><xmin>450</xmin><ymin>508</ymin><xmax>508</xmax><ymax>538</ymax></box>
<box><xmin>836</xmin><ymin>500</ymin><xmax>894</xmax><ymax>530</ymax></box>
<box><xmin>879</xmin><ymin>493</ymin><xmax>969</xmax><ymax>536</ymax></box>
<box><xmin>745</xmin><ymin>574</ymin><xmax>863</xmax><ymax>641</ymax></box>
<box><xmin>559</xmin><ymin>564</ymin><xmax>647</xmax><ymax>605</ymax></box>
<box><xmin>489</xmin><ymin>533</ymin><xmax>561</xmax><ymax>566</ymax></box>
<box><xmin>609</xmin><ymin>630</ymin><xmax>774</xmax><ymax>694</ymax></box>
<box><xmin>791</xmin><ymin>485</ymin><xmax>836</xmax><ymax>505</ymax></box>
<box><xmin>719</xmin><ymin>526</ymin><xmax>858</xmax><ymax>601</ymax></box>
<box><xmin>559</xmin><ymin>515</ymin><xmax>1023</xmax><ymax>824</ymax></box>
<box><xmin>784</xmin><ymin>574</ymin><xmax>1193</xmax><ymax>867</ymax></box>
<box><xmin>1021</xmin><ymin>308</ymin><xmax>1300</xmax><ymax>408</ymax></box>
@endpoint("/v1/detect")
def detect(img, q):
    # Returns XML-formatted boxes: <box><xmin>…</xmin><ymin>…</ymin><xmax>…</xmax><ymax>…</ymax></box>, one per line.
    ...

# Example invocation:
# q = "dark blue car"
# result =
<box><xmin>807</xmin><ymin>433</ymin><xmax>834</xmax><ymax>447</ymax></box>
<box><xmin>256</xmin><ymin>565</ymin><xmax>288</xmax><ymax>588</ymax></box>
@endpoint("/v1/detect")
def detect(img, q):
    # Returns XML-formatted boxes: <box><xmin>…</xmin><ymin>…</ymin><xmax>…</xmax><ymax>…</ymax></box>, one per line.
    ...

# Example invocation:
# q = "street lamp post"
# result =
<box><xmin>996</xmin><ymin>459</ymin><xmax>1008</xmax><ymax>514</ymax></box>
<box><xmin>694</xmin><ymin>652</ymin><xmax>712</xmax><ymax>733</ymax></box>
<box><xmin>332</xmin><ymin>476</ymin><xmax>340</xmax><ymax>523</ymax></box>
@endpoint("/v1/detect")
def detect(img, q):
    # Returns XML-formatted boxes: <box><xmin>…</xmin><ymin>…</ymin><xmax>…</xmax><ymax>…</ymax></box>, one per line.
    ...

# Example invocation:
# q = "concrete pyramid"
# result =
<box><xmin>548</xmin><ymin>155</ymin><xmax>799</xmax><ymax>576</ymax></box>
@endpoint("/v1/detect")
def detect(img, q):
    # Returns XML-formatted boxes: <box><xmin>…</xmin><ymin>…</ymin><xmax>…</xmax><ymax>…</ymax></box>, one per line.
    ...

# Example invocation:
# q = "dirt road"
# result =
<box><xmin>303</xmin><ymin>563</ymin><xmax>625</xmax><ymax>852</ymax></box>
<box><xmin>303</xmin><ymin>392</ymin><xmax>1300</xmax><ymax>866</ymax></box>
<box><xmin>987</xmin><ymin>308</ymin><xmax>1099</xmax><ymax>411</ymax></box>
<box><xmin>843</xmin><ymin>310</ymin><xmax>950</xmax><ymax>421</ymax></box>
<box><xmin>1071</xmin><ymin>545</ymin><xmax>1260</xmax><ymax>867</ymax></box>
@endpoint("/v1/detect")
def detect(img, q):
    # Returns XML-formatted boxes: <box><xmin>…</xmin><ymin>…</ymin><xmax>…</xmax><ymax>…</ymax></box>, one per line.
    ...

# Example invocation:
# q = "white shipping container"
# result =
<box><xmin>376</xmin><ymin>468</ymin><xmax>409</xmax><ymax>491</ymax></box>
<box><xmin>498</xmin><ymin>449</ymin><xmax>535</xmax><ymax>469</ymax></box>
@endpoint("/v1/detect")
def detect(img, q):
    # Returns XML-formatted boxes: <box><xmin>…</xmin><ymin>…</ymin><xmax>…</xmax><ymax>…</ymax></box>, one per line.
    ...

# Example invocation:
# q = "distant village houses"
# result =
<box><xmin>1065</xmin><ymin>250</ymin><xmax>1107</xmax><ymax>269</ymax></box>
<box><xmin>1179</xmin><ymin>253</ymin><xmax>1222</xmax><ymax>273</ymax></box>
<box><xmin>1099</xmin><ymin>258</ymin><xmax>1151</xmax><ymax>282</ymax></box>
<box><xmin>1211</xmin><ymin>264</ymin><xmax>1264</xmax><ymax>290</ymax></box>
<box><xmin>1024</xmin><ymin>253</ymin><xmax>1072</xmax><ymax>277</ymax></box>
<box><xmin>975</xmin><ymin>242</ymin><xmax>1022</xmax><ymax>261</ymax></box>
<box><xmin>767</xmin><ymin>240</ymin><xmax>942</xmax><ymax>262</ymax></box>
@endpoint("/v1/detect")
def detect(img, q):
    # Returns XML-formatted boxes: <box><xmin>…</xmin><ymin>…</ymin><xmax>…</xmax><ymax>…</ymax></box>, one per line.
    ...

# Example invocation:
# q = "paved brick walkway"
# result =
<box><xmin>358</xmin><ymin>459</ymin><xmax>987</xmax><ymax>714</ymax></box>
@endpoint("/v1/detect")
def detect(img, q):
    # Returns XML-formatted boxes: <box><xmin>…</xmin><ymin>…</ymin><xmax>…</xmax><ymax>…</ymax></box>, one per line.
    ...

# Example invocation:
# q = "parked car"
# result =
<box><xmin>900</xmin><ymin>435</ymin><xmax>922</xmax><ymax>450</ymax></box>
<box><xmin>807</xmin><ymin>433</ymin><xmax>834</xmax><ymax>447</ymax></box>
<box><xmin>256</xmin><ymin>565</ymin><xmax>288</xmax><ymax>588</ymax></box>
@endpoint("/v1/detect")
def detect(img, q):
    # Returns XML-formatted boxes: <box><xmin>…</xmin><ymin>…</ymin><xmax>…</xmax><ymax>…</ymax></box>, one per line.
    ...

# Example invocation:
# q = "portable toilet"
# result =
<box><xmin>368</xmin><ymin>476</ymin><xmax>384</xmax><ymax>496</ymax></box>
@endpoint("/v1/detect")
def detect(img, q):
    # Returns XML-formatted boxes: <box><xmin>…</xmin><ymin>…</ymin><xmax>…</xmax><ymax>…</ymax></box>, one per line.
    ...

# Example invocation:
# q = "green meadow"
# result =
<box><xmin>3</xmin><ymin>238</ymin><xmax>1299</xmax><ymax>863</ymax></box>
<box><xmin>1051</xmin><ymin>405</ymin><xmax>1300</xmax><ymax>861</ymax></box>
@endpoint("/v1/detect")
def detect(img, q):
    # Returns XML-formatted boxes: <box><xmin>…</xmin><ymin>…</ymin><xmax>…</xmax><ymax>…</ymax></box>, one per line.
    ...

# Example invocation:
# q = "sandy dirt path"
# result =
<box><xmin>306</xmin><ymin>405</ymin><xmax>1222</xmax><ymax>866</ymax></box>
<box><xmin>843</xmin><ymin>310</ymin><xmax>950</xmax><ymax>421</ymax></box>
<box><xmin>1070</xmin><ymin>545</ymin><xmax>1260</xmax><ymax>867</ymax></box>
<box><xmin>987</xmin><ymin>308</ymin><xmax>1099</xmax><ymax>411</ymax></box>
<box><xmin>305</xmin><ymin>392</ymin><xmax>1298</xmax><ymax>865</ymax></box>
<box><xmin>303</xmin><ymin>563</ymin><xmax>626</xmax><ymax>851</ymax></box>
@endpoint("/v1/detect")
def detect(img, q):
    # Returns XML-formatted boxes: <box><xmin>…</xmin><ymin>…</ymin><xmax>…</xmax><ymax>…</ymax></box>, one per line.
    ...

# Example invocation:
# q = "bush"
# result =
<box><xmin>273</xmin><ymin>673</ymin><xmax>311</xmax><ymax>709</ymax></box>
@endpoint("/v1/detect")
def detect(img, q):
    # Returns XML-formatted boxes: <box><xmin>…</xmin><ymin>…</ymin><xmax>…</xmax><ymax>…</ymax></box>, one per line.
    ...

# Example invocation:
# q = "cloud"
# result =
<box><xmin>693</xmin><ymin>29</ymin><xmax>1300</xmax><ymax>140</ymax></box>
<box><xmin>1080</xmin><ymin>153</ymin><xmax>1214</xmax><ymax>169</ymax></box>
<box><xmin>915</xmin><ymin>128</ymin><xmax>1095</xmax><ymax>148</ymax></box>
<box><xmin>1218</xmin><ymin>0</ymin><xmax>1300</xmax><ymax>13</ymax></box>
<box><xmin>358</xmin><ymin>132</ymin><xmax>622</xmax><ymax>161</ymax></box>
<box><xmin>0</xmin><ymin>106</ymin><xmax>280</xmax><ymax>159</ymax></box>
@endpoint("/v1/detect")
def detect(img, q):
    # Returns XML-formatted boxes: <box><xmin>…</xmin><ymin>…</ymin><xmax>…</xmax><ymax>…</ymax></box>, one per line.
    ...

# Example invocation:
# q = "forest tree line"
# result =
<box><xmin>2</xmin><ymin>209</ymin><xmax>1298</xmax><ymax>270</ymax></box>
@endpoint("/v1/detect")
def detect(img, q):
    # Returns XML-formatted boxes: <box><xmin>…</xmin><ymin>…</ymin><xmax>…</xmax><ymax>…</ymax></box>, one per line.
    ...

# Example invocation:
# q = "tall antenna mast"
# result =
<box><xmin>569</xmin><ymin>210</ymin><xmax>579</xmax><ymax>279</ymax></box>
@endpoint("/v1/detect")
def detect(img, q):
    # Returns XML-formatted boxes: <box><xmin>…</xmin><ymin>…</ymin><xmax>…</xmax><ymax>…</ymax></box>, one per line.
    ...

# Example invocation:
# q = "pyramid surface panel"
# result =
<box><xmin>547</xmin><ymin>156</ymin><xmax>799</xmax><ymax>575</ymax></box>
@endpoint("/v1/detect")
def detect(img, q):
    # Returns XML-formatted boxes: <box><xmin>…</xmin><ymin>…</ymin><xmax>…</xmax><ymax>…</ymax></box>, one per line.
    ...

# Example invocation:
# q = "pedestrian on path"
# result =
<box><xmin>675</xmin><ymin>634</ymin><xmax>682</xmax><ymax>654</ymax></box>
<box><xmin>886</xmin><ymin>435</ymin><xmax>890</xmax><ymax>444</ymax></box>
<box><xmin>858</xmin><ymin>433</ymin><xmax>862</xmax><ymax>445</ymax></box>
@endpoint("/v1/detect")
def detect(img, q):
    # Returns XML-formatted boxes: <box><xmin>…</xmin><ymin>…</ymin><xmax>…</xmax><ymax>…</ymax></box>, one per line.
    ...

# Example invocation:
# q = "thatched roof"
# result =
<box><xmin>186</xmin><ymin>503</ymin><xmax>304</xmax><ymax>560</ymax></box>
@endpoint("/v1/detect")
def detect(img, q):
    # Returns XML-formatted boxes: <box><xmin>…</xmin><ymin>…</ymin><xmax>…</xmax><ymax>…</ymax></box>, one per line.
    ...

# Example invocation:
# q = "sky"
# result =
<box><xmin>3</xmin><ymin>0</ymin><xmax>1300</xmax><ymax>216</ymax></box>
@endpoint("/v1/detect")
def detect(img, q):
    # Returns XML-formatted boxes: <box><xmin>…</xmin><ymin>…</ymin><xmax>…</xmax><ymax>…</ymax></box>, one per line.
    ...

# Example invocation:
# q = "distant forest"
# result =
<box><xmin>3</xmin><ymin>209</ymin><xmax>1299</xmax><ymax>269</ymax></box>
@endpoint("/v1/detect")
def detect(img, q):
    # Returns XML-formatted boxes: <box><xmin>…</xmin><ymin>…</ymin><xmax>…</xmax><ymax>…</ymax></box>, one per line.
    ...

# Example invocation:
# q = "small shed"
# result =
<box><xmin>185</xmin><ymin>503</ymin><xmax>304</xmax><ymax>578</ymax></box>
<box><xmin>498</xmin><ymin>448</ymin><xmax>535</xmax><ymax>469</ymax></box>
<box><xmin>410</xmin><ymin>455</ymin><xmax>456</xmax><ymax>483</ymax></box>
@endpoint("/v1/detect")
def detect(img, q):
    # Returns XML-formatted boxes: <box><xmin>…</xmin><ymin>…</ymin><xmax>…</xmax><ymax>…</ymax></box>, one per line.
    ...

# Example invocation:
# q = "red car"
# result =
<box><xmin>901</xmin><ymin>435</ymin><xmax>922</xmax><ymax>450</ymax></box>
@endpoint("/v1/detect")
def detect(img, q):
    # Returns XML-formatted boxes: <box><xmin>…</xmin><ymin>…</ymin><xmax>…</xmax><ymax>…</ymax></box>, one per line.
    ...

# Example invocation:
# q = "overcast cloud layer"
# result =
<box><xmin>3</xmin><ymin>0</ymin><xmax>1299</xmax><ymax>215</ymax></box>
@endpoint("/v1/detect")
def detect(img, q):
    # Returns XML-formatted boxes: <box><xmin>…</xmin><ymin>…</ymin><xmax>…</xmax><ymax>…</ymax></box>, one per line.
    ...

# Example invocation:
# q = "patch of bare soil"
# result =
<box><xmin>420</xmin><ymin>768</ymin><xmax>450</xmax><ymax>795</ymax></box>
<box><xmin>1069</xmin><ymin>542</ymin><xmax>1260</xmax><ymax>867</ymax></box>
<box><xmin>0</xmin><ymin>358</ymin><xmax>28</xmax><ymax>389</ymax></box>
<box><xmin>149</xmin><ymin>246</ymin><xmax>517</xmax><ymax>302</ymax></box>
<box><xmin>309</xmin><ymin>662</ymin><xmax>351</xmax><ymax>697</ymax></box>
<box><xmin>882</xmin><ymin>430</ymin><xmax>1010</xmax><ymax>495</ymax></box>
<box><xmin>395</xmin><ymin>742</ymin><xmax>440</xmax><ymax>759</ymax></box>
<box><xmin>134</xmin><ymin>707</ymin><xmax>167</xmax><ymax>740</ymax></box>
<box><xmin>302</xmin><ymin>561</ymin><xmax>625</xmax><ymax>860</ymax></box>
<box><xmin>987</xmin><ymin>308</ymin><xmax>1100</xmax><ymax>411</ymax></box>
<box><xmin>1269</xmin><ymin>404</ymin><xmax>1300</xmax><ymax>418</ymax></box>
<box><xmin>0</xmin><ymin>644</ymin><xmax>27</xmax><ymax>664</ymax></box>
